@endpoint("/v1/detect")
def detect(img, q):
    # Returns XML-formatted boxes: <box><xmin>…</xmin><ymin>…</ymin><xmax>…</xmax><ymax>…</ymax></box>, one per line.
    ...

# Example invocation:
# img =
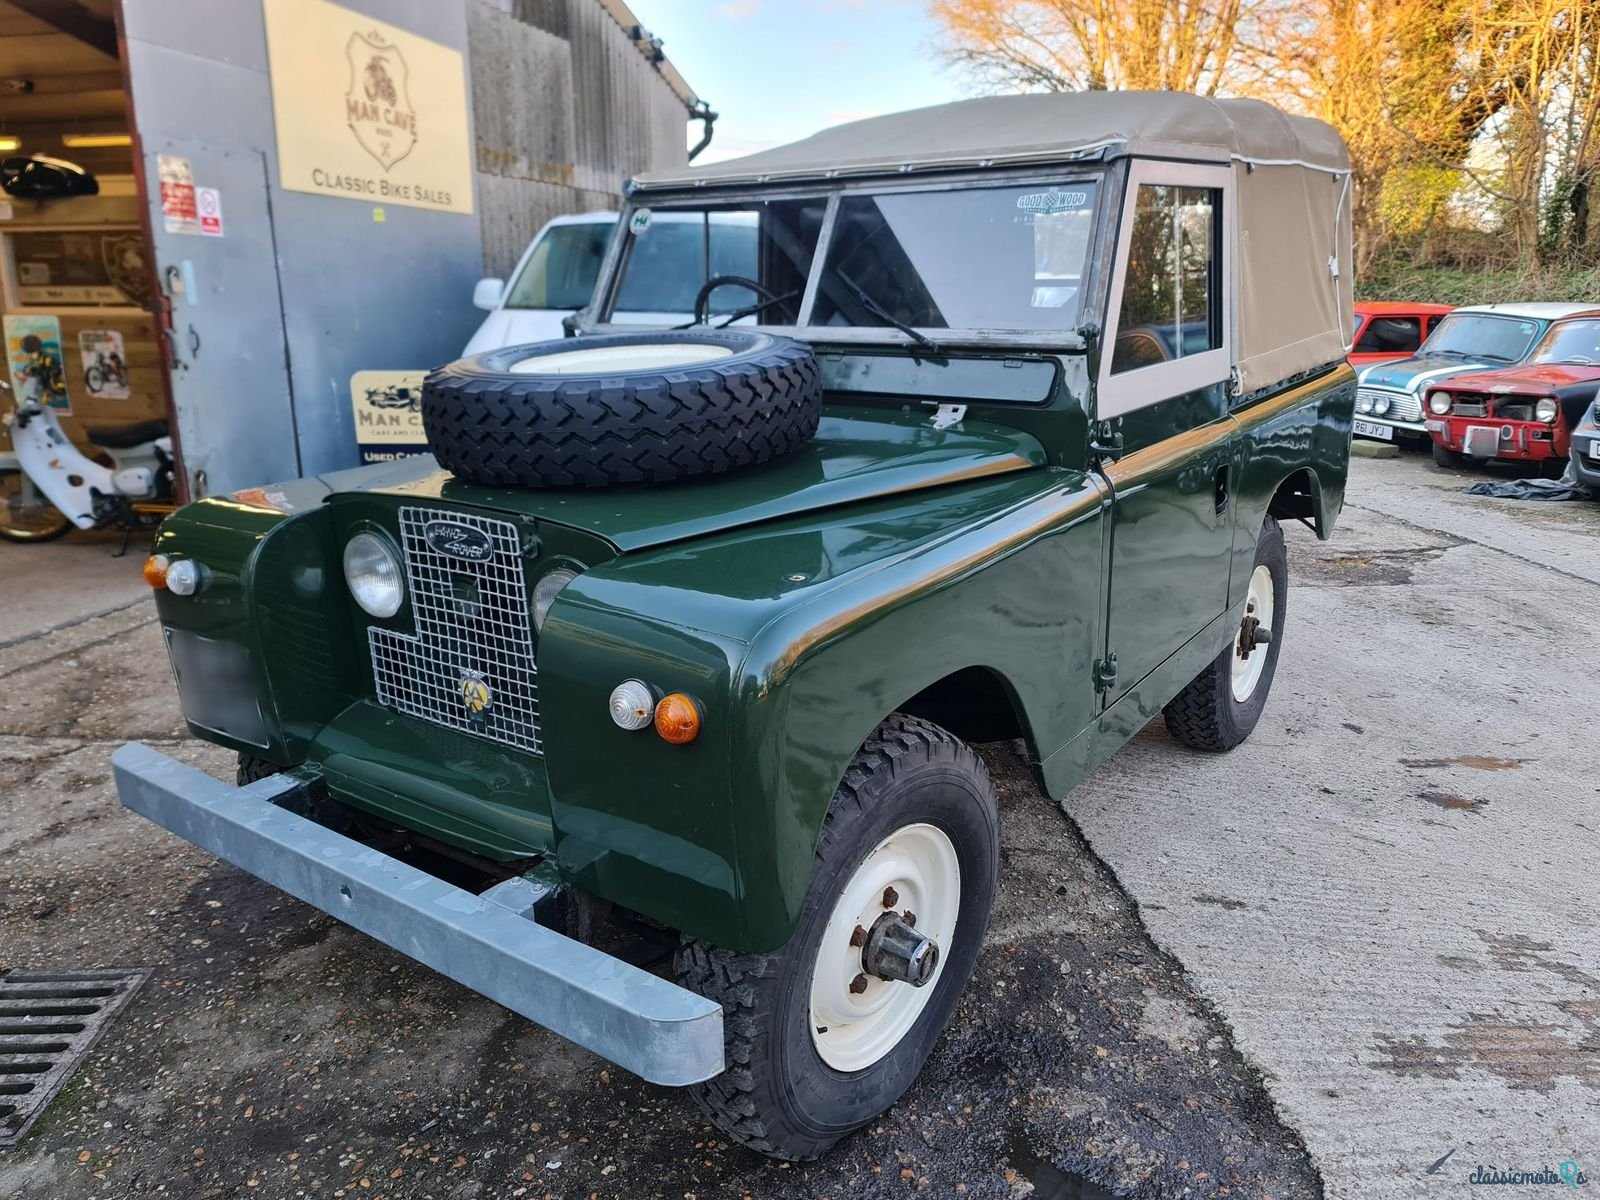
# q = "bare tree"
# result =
<box><xmin>929</xmin><ymin>0</ymin><xmax>1265</xmax><ymax>95</ymax></box>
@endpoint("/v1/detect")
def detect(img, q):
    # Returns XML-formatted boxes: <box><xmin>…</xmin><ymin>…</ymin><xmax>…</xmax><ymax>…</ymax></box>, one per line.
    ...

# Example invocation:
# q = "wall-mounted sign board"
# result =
<box><xmin>350</xmin><ymin>369</ymin><xmax>429</xmax><ymax>464</ymax></box>
<box><xmin>262</xmin><ymin>0</ymin><xmax>473</xmax><ymax>215</ymax></box>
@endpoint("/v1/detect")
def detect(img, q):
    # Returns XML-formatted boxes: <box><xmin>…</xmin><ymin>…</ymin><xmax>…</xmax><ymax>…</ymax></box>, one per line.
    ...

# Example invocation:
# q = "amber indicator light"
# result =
<box><xmin>143</xmin><ymin>555</ymin><xmax>170</xmax><ymax>589</ymax></box>
<box><xmin>654</xmin><ymin>693</ymin><xmax>702</xmax><ymax>744</ymax></box>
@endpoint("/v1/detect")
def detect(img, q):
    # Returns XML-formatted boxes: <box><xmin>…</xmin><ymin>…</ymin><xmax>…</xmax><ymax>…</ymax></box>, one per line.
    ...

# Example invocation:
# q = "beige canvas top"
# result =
<box><xmin>633</xmin><ymin>92</ymin><xmax>1353</xmax><ymax>396</ymax></box>
<box><xmin>635</xmin><ymin>92</ymin><xmax>1349</xmax><ymax>188</ymax></box>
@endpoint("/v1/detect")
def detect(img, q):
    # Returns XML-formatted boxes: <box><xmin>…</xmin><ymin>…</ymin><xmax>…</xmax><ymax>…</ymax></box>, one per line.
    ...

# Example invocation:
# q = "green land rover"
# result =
<box><xmin>116</xmin><ymin>91</ymin><xmax>1356</xmax><ymax>1160</ymax></box>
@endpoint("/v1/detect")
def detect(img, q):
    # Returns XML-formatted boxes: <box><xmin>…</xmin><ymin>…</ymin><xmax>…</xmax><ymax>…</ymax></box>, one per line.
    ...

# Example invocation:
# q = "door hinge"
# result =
<box><xmin>1089</xmin><ymin>420</ymin><xmax>1124</xmax><ymax>463</ymax></box>
<box><xmin>1093</xmin><ymin>653</ymin><xmax>1118</xmax><ymax>693</ymax></box>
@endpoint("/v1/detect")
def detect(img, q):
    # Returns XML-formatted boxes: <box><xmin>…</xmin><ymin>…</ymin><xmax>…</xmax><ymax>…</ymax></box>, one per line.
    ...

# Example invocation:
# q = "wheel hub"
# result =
<box><xmin>809</xmin><ymin>822</ymin><xmax>961</xmax><ymax>1072</ymax></box>
<box><xmin>861</xmin><ymin>911</ymin><xmax>939</xmax><ymax>987</ymax></box>
<box><xmin>1230</xmin><ymin>563</ymin><xmax>1276</xmax><ymax>703</ymax></box>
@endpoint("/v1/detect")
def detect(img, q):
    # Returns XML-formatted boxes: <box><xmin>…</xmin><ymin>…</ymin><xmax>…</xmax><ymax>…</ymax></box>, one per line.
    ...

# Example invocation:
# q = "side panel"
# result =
<box><xmin>732</xmin><ymin>476</ymin><xmax>1107</xmax><ymax>951</ymax></box>
<box><xmin>1099</xmin><ymin>384</ymin><xmax>1238</xmax><ymax>700</ymax></box>
<box><xmin>539</xmin><ymin>472</ymin><xmax>1108</xmax><ymax>953</ymax></box>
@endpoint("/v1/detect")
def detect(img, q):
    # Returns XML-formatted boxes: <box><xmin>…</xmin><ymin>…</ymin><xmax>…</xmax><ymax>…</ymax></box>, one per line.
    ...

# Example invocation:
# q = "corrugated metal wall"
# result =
<box><xmin>471</xmin><ymin>0</ymin><xmax>691</xmax><ymax>277</ymax></box>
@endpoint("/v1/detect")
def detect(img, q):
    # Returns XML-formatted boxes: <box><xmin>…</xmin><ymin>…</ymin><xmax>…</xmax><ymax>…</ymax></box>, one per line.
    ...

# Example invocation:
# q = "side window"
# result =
<box><xmin>1110</xmin><ymin>184</ymin><xmax>1220</xmax><ymax>376</ymax></box>
<box><xmin>1356</xmin><ymin>316</ymin><xmax>1420</xmax><ymax>353</ymax></box>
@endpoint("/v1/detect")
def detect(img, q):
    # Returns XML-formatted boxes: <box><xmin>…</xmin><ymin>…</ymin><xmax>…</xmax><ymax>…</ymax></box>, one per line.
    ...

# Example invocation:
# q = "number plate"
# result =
<box><xmin>1588</xmin><ymin>439</ymin><xmax>1600</xmax><ymax>460</ymax></box>
<box><xmin>1352</xmin><ymin>419</ymin><xmax>1393</xmax><ymax>441</ymax></box>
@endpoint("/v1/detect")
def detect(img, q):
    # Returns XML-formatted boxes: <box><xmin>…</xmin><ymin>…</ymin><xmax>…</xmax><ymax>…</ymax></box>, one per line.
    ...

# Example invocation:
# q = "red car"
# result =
<box><xmin>1349</xmin><ymin>301</ymin><xmax>1455</xmax><ymax>368</ymax></box>
<box><xmin>1424</xmin><ymin>309</ymin><xmax>1600</xmax><ymax>472</ymax></box>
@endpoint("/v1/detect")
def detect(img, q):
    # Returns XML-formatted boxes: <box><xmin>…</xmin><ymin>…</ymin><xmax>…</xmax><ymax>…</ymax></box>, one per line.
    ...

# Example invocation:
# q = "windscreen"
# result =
<box><xmin>1421</xmin><ymin>314</ymin><xmax>1541</xmax><ymax>363</ymax></box>
<box><xmin>811</xmin><ymin>182</ymin><xmax>1098</xmax><ymax>332</ymax></box>
<box><xmin>1527</xmin><ymin>318</ymin><xmax>1600</xmax><ymax>365</ymax></box>
<box><xmin>504</xmin><ymin>221</ymin><xmax>613</xmax><ymax>310</ymax></box>
<box><xmin>607</xmin><ymin>200</ymin><xmax>826</xmax><ymax>323</ymax></box>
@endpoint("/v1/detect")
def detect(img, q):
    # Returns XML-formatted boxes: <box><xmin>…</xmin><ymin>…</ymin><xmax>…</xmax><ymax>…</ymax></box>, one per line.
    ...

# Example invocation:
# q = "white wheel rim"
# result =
<box><xmin>809</xmin><ymin>823</ymin><xmax>960</xmax><ymax>1072</ymax></box>
<box><xmin>507</xmin><ymin>343</ymin><xmax>734</xmax><ymax>374</ymax></box>
<box><xmin>1231</xmin><ymin>563</ymin><xmax>1275</xmax><ymax>703</ymax></box>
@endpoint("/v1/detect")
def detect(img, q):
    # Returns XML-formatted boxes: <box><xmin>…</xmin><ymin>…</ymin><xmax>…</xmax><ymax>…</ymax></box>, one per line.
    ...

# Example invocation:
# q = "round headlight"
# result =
<box><xmin>531</xmin><ymin>567</ymin><xmax>577</xmax><ymax>634</ymax></box>
<box><xmin>609</xmin><ymin>679</ymin><xmax>655</xmax><ymax>731</ymax></box>
<box><xmin>165</xmin><ymin>558</ymin><xmax>204</xmax><ymax>596</ymax></box>
<box><xmin>1535</xmin><ymin>397</ymin><xmax>1558</xmax><ymax>423</ymax></box>
<box><xmin>1371</xmin><ymin>395</ymin><xmax>1392</xmax><ymax>415</ymax></box>
<box><xmin>1356</xmin><ymin>393</ymin><xmax>1374</xmax><ymax>414</ymax></box>
<box><xmin>1428</xmin><ymin>391</ymin><xmax>1452</xmax><ymax>415</ymax></box>
<box><xmin>343</xmin><ymin>532</ymin><xmax>403</xmax><ymax>618</ymax></box>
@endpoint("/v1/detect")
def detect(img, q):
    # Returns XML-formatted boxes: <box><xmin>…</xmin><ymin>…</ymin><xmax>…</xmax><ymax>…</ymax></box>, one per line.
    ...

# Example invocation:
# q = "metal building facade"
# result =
<box><xmin>117</xmin><ymin>0</ymin><xmax>693</xmax><ymax>494</ymax></box>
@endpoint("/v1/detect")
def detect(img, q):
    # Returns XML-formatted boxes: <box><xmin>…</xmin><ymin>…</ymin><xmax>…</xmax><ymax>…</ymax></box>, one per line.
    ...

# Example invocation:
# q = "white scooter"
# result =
<box><xmin>0</xmin><ymin>377</ymin><xmax>176</xmax><ymax>547</ymax></box>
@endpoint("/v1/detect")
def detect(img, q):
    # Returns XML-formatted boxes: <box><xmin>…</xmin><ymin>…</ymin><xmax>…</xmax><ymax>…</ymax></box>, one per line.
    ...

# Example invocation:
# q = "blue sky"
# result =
<box><xmin>625</xmin><ymin>0</ymin><xmax>970</xmax><ymax>163</ymax></box>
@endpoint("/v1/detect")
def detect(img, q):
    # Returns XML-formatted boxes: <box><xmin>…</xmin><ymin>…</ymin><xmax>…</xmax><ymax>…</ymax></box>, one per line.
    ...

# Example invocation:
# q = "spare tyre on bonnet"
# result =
<box><xmin>420</xmin><ymin>329</ymin><xmax>823</xmax><ymax>489</ymax></box>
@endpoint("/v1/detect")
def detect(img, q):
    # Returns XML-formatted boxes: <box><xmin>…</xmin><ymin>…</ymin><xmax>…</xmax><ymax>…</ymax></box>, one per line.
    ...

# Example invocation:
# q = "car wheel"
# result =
<box><xmin>675</xmin><ymin>713</ymin><xmax>999</xmax><ymax>1161</ymax></box>
<box><xmin>236</xmin><ymin>754</ymin><xmax>281</xmax><ymax>786</ymax></box>
<box><xmin>1163</xmin><ymin>517</ymin><xmax>1287</xmax><ymax>752</ymax></box>
<box><xmin>1431</xmin><ymin>441</ymin><xmax>1465</xmax><ymax>470</ymax></box>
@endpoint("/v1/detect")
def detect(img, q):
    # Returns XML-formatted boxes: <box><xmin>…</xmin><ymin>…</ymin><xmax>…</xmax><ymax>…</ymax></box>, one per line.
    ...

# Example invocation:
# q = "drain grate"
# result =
<box><xmin>0</xmin><ymin>969</ymin><xmax>149</xmax><ymax>1148</ymax></box>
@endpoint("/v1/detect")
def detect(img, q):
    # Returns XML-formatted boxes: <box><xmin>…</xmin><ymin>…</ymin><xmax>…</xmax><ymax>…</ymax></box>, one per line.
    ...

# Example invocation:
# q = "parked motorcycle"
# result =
<box><xmin>0</xmin><ymin>377</ymin><xmax>176</xmax><ymax>545</ymax></box>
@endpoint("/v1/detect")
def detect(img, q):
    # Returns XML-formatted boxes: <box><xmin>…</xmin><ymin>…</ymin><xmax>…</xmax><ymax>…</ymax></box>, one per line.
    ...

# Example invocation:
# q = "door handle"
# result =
<box><xmin>1214</xmin><ymin>463</ymin><xmax>1230</xmax><ymax>515</ymax></box>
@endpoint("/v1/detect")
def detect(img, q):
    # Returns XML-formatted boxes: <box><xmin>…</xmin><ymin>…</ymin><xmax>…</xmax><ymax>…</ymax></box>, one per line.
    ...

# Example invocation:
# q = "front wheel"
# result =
<box><xmin>0</xmin><ymin>469</ymin><xmax>72</xmax><ymax>542</ymax></box>
<box><xmin>676</xmin><ymin>714</ymin><xmax>999</xmax><ymax>1160</ymax></box>
<box><xmin>1163</xmin><ymin>516</ymin><xmax>1287</xmax><ymax>751</ymax></box>
<box><xmin>1432</xmin><ymin>440</ymin><xmax>1465</xmax><ymax>470</ymax></box>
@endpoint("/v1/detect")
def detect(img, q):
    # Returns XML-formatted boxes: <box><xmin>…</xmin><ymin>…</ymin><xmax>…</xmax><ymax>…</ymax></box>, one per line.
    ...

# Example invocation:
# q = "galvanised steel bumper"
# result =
<box><xmin>111</xmin><ymin>742</ymin><xmax>724</xmax><ymax>1087</ymax></box>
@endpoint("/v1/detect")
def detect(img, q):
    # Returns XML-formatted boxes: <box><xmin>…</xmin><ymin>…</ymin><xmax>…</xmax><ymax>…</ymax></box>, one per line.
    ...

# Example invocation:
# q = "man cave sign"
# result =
<box><xmin>345</xmin><ymin>30</ymin><xmax>417</xmax><ymax>171</ymax></box>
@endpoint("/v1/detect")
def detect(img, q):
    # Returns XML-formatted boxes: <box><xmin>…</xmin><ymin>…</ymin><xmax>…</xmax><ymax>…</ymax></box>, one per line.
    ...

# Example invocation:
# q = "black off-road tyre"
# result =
<box><xmin>1164</xmin><ymin>517</ymin><xmax>1288</xmax><ymax>752</ymax></box>
<box><xmin>420</xmin><ymin>331</ymin><xmax>822</xmax><ymax>489</ymax></box>
<box><xmin>236</xmin><ymin>754</ymin><xmax>280</xmax><ymax>786</ymax></box>
<box><xmin>1432</xmin><ymin>441</ymin><xmax>1465</xmax><ymax>470</ymax></box>
<box><xmin>675</xmin><ymin>714</ymin><xmax>999</xmax><ymax>1161</ymax></box>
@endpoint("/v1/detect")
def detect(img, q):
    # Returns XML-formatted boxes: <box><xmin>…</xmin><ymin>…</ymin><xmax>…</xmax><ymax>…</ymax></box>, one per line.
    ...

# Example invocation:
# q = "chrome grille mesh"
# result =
<box><xmin>1358</xmin><ymin>387</ymin><xmax>1422</xmax><ymax>422</ymax></box>
<box><xmin>369</xmin><ymin>507</ymin><xmax>542</xmax><ymax>754</ymax></box>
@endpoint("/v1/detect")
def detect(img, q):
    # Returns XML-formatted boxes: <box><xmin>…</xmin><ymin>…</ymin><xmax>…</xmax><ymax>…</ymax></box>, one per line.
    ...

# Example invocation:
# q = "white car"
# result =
<box><xmin>462</xmin><ymin>210</ymin><xmax>764</xmax><ymax>355</ymax></box>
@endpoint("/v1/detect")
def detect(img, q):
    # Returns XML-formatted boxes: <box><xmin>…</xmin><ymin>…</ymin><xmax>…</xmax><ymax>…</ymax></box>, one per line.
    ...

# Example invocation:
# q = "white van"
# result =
<box><xmin>463</xmin><ymin>212</ymin><xmax>619</xmax><ymax>355</ymax></box>
<box><xmin>463</xmin><ymin>210</ymin><xmax>763</xmax><ymax>354</ymax></box>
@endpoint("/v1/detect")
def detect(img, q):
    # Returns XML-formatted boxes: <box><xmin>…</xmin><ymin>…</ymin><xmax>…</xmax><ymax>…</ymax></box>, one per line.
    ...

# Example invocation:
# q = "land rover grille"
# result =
<box><xmin>368</xmin><ymin>506</ymin><xmax>542</xmax><ymax>754</ymax></box>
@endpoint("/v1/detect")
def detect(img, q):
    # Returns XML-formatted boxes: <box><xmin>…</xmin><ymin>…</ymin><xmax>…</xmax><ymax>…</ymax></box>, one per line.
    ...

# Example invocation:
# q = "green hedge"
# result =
<box><xmin>1356</xmin><ymin>261</ymin><xmax>1600</xmax><ymax>306</ymax></box>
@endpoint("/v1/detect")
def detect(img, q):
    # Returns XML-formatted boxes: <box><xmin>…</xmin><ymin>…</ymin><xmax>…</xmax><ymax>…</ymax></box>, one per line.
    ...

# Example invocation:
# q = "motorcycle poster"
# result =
<box><xmin>79</xmin><ymin>330</ymin><xmax>130</xmax><ymax>399</ymax></box>
<box><xmin>4</xmin><ymin>314</ymin><xmax>70</xmax><ymax>415</ymax></box>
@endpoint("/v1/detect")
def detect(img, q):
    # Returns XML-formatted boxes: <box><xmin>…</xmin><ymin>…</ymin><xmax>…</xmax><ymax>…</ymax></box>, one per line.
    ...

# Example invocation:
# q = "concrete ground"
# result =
<box><xmin>1066</xmin><ymin>452</ymin><xmax>1600</xmax><ymax>1196</ymax></box>
<box><xmin>0</xmin><ymin>452</ymin><xmax>1594</xmax><ymax>1198</ymax></box>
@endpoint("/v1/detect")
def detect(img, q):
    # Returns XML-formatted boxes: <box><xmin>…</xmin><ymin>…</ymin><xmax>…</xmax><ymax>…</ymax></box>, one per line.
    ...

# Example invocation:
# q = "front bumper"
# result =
<box><xmin>1571</xmin><ymin>432</ymin><xmax>1600</xmax><ymax>486</ymax></box>
<box><xmin>1427</xmin><ymin>417</ymin><xmax>1562</xmax><ymax>462</ymax></box>
<box><xmin>112</xmin><ymin>742</ymin><xmax>724</xmax><ymax>1087</ymax></box>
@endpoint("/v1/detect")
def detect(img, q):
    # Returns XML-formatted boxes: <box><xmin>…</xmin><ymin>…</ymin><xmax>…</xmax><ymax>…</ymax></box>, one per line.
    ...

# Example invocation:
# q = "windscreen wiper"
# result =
<box><xmin>670</xmin><ymin>289</ymin><xmax>801</xmax><ymax>331</ymax></box>
<box><xmin>837</xmin><ymin>272</ymin><xmax>943</xmax><ymax>355</ymax></box>
<box><xmin>712</xmin><ymin>290</ymin><xmax>801</xmax><ymax>329</ymax></box>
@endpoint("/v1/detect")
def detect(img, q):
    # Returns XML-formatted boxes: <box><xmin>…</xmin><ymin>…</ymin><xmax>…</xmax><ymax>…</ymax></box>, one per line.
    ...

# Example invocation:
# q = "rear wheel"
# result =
<box><xmin>0</xmin><ymin>469</ymin><xmax>72</xmax><ymax>542</ymax></box>
<box><xmin>1431</xmin><ymin>441</ymin><xmax>1465</xmax><ymax>470</ymax></box>
<box><xmin>675</xmin><ymin>714</ymin><xmax>999</xmax><ymax>1160</ymax></box>
<box><xmin>1164</xmin><ymin>517</ymin><xmax>1287</xmax><ymax>751</ymax></box>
